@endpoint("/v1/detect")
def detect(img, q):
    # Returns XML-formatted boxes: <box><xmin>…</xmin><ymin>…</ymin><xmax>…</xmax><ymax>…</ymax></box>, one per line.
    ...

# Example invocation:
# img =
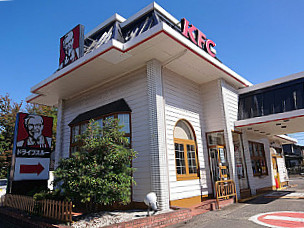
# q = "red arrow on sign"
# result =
<box><xmin>20</xmin><ymin>163</ymin><xmax>44</xmax><ymax>175</ymax></box>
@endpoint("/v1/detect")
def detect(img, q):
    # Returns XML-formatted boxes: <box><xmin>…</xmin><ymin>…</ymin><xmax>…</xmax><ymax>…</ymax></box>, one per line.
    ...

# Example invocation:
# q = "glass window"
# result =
<box><xmin>174</xmin><ymin>121</ymin><xmax>194</xmax><ymax>140</ymax></box>
<box><xmin>71</xmin><ymin>125</ymin><xmax>79</xmax><ymax>143</ymax></box>
<box><xmin>70</xmin><ymin>112</ymin><xmax>131</xmax><ymax>155</ymax></box>
<box><xmin>96</xmin><ymin>118</ymin><xmax>103</xmax><ymax>128</ymax></box>
<box><xmin>263</xmin><ymin>91</ymin><xmax>275</xmax><ymax>116</ymax></box>
<box><xmin>249</xmin><ymin>141</ymin><xmax>268</xmax><ymax>176</ymax></box>
<box><xmin>174</xmin><ymin>120</ymin><xmax>198</xmax><ymax>180</ymax></box>
<box><xmin>187</xmin><ymin>144</ymin><xmax>197</xmax><ymax>174</ymax></box>
<box><xmin>118</xmin><ymin>113</ymin><xmax>130</xmax><ymax>133</ymax></box>
<box><xmin>175</xmin><ymin>143</ymin><xmax>186</xmax><ymax>175</ymax></box>
<box><xmin>239</xmin><ymin>80</ymin><xmax>304</xmax><ymax>120</ymax></box>
<box><xmin>80</xmin><ymin>123</ymin><xmax>88</xmax><ymax>135</ymax></box>
<box><xmin>253</xmin><ymin>94</ymin><xmax>263</xmax><ymax>117</ymax></box>
<box><xmin>249</xmin><ymin>143</ymin><xmax>253</xmax><ymax>157</ymax></box>
<box><xmin>207</xmin><ymin>132</ymin><xmax>225</xmax><ymax>146</ymax></box>
<box><xmin>105</xmin><ymin>115</ymin><xmax>114</xmax><ymax>120</ymax></box>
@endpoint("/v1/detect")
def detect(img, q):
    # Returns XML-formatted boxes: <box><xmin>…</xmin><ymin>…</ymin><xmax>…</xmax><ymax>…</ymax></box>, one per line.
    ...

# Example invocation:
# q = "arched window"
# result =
<box><xmin>174</xmin><ymin>120</ymin><xmax>199</xmax><ymax>181</ymax></box>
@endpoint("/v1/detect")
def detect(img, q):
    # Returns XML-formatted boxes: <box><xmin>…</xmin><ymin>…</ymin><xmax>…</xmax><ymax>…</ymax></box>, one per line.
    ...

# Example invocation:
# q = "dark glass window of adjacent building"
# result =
<box><xmin>238</xmin><ymin>78</ymin><xmax>304</xmax><ymax>120</ymax></box>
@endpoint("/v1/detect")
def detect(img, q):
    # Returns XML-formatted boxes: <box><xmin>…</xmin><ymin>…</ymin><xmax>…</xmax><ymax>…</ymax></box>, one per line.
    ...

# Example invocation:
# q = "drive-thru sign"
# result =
<box><xmin>10</xmin><ymin>113</ymin><xmax>53</xmax><ymax>182</ymax></box>
<box><xmin>249</xmin><ymin>211</ymin><xmax>304</xmax><ymax>228</ymax></box>
<box><xmin>13</xmin><ymin>158</ymin><xmax>50</xmax><ymax>181</ymax></box>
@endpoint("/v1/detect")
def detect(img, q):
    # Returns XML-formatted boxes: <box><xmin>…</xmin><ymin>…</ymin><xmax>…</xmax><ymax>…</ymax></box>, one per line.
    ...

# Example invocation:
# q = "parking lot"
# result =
<box><xmin>170</xmin><ymin>176</ymin><xmax>304</xmax><ymax>228</ymax></box>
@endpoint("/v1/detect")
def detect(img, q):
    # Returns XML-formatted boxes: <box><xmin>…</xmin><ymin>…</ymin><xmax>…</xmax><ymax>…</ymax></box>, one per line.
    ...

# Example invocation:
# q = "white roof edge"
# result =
<box><xmin>239</xmin><ymin>71</ymin><xmax>304</xmax><ymax>94</ymax></box>
<box><xmin>30</xmin><ymin>21</ymin><xmax>251</xmax><ymax>95</ymax></box>
<box><xmin>235</xmin><ymin>109</ymin><xmax>304</xmax><ymax>127</ymax></box>
<box><xmin>30</xmin><ymin>39</ymin><xmax>123</xmax><ymax>93</ymax></box>
<box><xmin>85</xmin><ymin>13</ymin><xmax>126</xmax><ymax>38</ymax></box>
<box><xmin>275</xmin><ymin>135</ymin><xmax>298</xmax><ymax>144</ymax></box>
<box><xmin>26</xmin><ymin>94</ymin><xmax>41</xmax><ymax>103</ymax></box>
<box><xmin>120</xmin><ymin>2</ymin><xmax>180</xmax><ymax>28</ymax></box>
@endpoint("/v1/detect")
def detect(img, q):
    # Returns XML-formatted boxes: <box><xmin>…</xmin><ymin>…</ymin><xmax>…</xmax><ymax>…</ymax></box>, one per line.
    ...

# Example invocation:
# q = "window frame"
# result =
<box><xmin>69</xmin><ymin>112</ymin><xmax>131</xmax><ymax>156</ymax></box>
<box><xmin>249</xmin><ymin>141</ymin><xmax>268</xmax><ymax>176</ymax></box>
<box><xmin>206</xmin><ymin>130</ymin><xmax>226</xmax><ymax>147</ymax></box>
<box><xmin>174</xmin><ymin>120</ymin><xmax>199</xmax><ymax>181</ymax></box>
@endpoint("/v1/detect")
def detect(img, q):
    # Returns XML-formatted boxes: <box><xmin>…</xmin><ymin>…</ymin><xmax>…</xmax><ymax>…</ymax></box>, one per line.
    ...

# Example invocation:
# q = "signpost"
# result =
<box><xmin>277</xmin><ymin>157</ymin><xmax>289</xmax><ymax>183</ymax></box>
<box><xmin>9</xmin><ymin>113</ymin><xmax>53</xmax><ymax>194</ymax></box>
<box><xmin>249</xmin><ymin>211</ymin><xmax>304</xmax><ymax>228</ymax></box>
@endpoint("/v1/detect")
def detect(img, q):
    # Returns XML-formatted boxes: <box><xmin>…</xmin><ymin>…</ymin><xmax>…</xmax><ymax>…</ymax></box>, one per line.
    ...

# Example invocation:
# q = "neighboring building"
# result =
<box><xmin>26</xmin><ymin>3</ymin><xmax>303</xmax><ymax>209</ymax></box>
<box><xmin>283</xmin><ymin>144</ymin><xmax>304</xmax><ymax>168</ymax></box>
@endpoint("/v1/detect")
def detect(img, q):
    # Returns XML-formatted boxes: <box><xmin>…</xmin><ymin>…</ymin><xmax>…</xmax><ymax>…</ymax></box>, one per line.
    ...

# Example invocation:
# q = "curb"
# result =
<box><xmin>104</xmin><ymin>208</ymin><xmax>192</xmax><ymax>228</ymax></box>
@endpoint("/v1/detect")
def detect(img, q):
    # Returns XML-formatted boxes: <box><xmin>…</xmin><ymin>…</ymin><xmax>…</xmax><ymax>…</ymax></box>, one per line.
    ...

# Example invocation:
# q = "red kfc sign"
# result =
<box><xmin>59</xmin><ymin>24</ymin><xmax>84</xmax><ymax>69</ymax></box>
<box><xmin>11</xmin><ymin>113</ymin><xmax>53</xmax><ymax>182</ymax></box>
<box><xmin>16</xmin><ymin>113</ymin><xmax>53</xmax><ymax>149</ymax></box>
<box><xmin>181</xmin><ymin>18</ymin><xmax>216</xmax><ymax>58</ymax></box>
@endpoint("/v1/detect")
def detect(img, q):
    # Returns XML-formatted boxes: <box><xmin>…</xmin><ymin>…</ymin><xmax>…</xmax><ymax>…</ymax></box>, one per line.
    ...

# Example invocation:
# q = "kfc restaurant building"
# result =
<box><xmin>26</xmin><ymin>3</ymin><xmax>303</xmax><ymax>209</ymax></box>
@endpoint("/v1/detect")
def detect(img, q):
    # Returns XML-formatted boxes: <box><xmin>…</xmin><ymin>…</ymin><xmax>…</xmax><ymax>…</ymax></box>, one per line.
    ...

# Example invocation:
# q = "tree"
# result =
<box><xmin>0</xmin><ymin>94</ymin><xmax>22</xmax><ymax>152</ymax></box>
<box><xmin>53</xmin><ymin>119</ymin><xmax>136</xmax><ymax>206</ymax></box>
<box><xmin>0</xmin><ymin>94</ymin><xmax>22</xmax><ymax>179</ymax></box>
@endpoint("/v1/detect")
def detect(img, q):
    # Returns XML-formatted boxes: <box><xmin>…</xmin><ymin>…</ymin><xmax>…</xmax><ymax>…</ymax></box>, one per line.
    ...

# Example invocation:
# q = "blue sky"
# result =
<box><xmin>1</xmin><ymin>0</ymin><xmax>304</xmax><ymax>143</ymax></box>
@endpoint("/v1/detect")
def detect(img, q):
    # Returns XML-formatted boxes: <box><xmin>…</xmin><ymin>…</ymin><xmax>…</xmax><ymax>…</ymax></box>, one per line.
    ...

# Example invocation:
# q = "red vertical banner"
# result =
<box><xmin>59</xmin><ymin>24</ymin><xmax>84</xmax><ymax>69</ymax></box>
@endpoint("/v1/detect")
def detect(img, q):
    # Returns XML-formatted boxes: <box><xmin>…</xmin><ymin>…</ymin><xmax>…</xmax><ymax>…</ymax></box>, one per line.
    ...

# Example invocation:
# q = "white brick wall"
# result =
<box><xmin>163</xmin><ymin>68</ymin><xmax>209</xmax><ymax>201</ymax></box>
<box><xmin>55</xmin><ymin>68</ymin><xmax>151</xmax><ymax>202</ymax></box>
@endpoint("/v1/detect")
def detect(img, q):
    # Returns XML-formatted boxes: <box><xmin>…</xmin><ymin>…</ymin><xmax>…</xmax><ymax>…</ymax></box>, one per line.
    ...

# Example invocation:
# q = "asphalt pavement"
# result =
<box><xmin>169</xmin><ymin>175</ymin><xmax>304</xmax><ymax>228</ymax></box>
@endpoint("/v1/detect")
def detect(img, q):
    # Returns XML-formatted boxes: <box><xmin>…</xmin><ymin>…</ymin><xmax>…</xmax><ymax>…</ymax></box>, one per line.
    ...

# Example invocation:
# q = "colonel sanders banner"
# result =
<box><xmin>59</xmin><ymin>24</ymin><xmax>84</xmax><ymax>69</ymax></box>
<box><xmin>14</xmin><ymin>113</ymin><xmax>53</xmax><ymax>158</ymax></box>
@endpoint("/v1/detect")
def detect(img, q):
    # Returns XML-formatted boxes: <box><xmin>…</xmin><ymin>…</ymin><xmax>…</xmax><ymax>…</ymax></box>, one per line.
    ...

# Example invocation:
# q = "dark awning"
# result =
<box><xmin>69</xmin><ymin>98</ymin><xmax>131</xmax><ymax>126</ymax></box>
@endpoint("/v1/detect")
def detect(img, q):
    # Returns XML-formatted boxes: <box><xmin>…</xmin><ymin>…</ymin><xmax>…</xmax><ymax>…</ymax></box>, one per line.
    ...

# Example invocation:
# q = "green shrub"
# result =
<box><xmin>33</xmin><ymin>188</ymin><xmax>67</xmax><ymax>201</ymax></box>
<box><xmin>53</xmin><ymin>119</ymin><xmax>136</xmax><ymax>205</ymax></box>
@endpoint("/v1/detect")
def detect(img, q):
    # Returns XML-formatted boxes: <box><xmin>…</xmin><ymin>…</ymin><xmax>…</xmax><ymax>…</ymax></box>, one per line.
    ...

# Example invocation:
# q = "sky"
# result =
<box><xmin>1</xmin><ymin>0</ymin><xmax>304</xmax><ymax>143</ymax></box>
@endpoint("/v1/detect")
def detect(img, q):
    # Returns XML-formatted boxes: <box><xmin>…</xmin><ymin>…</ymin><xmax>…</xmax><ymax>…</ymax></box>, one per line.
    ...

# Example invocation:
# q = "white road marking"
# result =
<box><xmin>249</xmin><ymin>211</ymin><xmax>304</xmax><ymax>228</ymax></box>
<box><xmin>264</xmin><ymin>215</ymin><xmax>304</xmax><ymax>222</ymax></box>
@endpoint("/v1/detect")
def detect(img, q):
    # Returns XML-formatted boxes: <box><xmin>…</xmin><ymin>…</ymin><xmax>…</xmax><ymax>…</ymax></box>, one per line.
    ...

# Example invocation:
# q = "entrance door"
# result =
<box><xmin>272</xmin><ymin>156</ymin><xmax>281</xmax><ymax>189</ymax></box>
<box><xmin>209</xmin><ymin>146</ymin><xmax>229</xmax><ymax>194</ymax></box>
<box><xmin>232</xmin><ymin>132</ymin><xmax>249</xmax><ymax>191</ymax></box>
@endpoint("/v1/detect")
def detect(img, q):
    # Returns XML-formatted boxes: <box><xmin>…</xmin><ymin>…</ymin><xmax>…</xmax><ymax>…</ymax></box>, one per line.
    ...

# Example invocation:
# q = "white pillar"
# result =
<box><xmin>54</xmin><ymin>99</ymin><xmax>64</xmax><ymax>169</ymax></box>
<box><xmin>146</xmin><ymin>59</ymin><xmax>170</xmax><ymax>210</ymax></box>
<box><xmin>241</xmin><ymin>131</ymin><xmax>256</xmax><ymax>195</ymax></box>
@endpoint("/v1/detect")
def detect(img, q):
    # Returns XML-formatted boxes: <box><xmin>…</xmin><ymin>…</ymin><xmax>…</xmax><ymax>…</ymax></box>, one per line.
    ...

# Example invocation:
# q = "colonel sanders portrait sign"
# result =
<box><xmin>59</xmin><ymin>24</ymin><xmax>84</xmax><ymax>69</ymax></box>
<box><xmin>14</xmin><ymin>113</ymin><xmax>53</xmax><ymax>158</ymax></box>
